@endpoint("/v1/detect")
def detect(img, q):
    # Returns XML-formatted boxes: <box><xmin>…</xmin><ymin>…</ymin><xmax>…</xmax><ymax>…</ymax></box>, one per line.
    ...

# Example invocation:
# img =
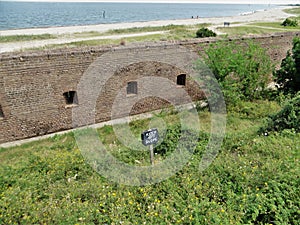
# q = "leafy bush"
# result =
<box><xmin>274</xmin><ymin>37</ymin><xmax>300</xmax><ymax>95</ymax></box>
<box><xmin>281</xmin><ymin>18</ymin><xmax>298</xmax><ymax>27</ymax></box>
<box><xmin>203</xmin><ymin>40</ymin><xmax>273</xmax><ymax>106</ymax></box>
<box><xmin>260</xmin><ymin>93</ymin><xmax>300</xmax><ymax>133</ymax></box>
<box><xmin>196</xmin><ymin>28</ymin><xmax>217</xmax><ymax>38</ymax></box>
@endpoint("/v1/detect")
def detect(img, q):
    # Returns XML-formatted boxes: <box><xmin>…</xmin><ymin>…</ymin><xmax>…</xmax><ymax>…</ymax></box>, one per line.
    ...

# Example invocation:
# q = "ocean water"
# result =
<box><xmin>0</xmin><ymin>1</ymin><xmax>277</xmax><ymax>30</ymax></box>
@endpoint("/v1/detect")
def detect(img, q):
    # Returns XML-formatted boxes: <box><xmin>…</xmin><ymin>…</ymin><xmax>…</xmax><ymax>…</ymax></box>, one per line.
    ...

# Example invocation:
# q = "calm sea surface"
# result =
<box><xmin>0</xmin><ymin>1</ymin><xmax>277</xmax><ymax>30</ymax></box>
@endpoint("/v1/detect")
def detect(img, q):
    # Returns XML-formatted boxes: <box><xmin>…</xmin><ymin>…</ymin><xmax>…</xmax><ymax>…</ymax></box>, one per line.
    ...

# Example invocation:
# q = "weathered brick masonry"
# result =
<box><xmin>0</xmin><ymin>32</ymin><xmax>299</xmax><ymax>143</ymax></box>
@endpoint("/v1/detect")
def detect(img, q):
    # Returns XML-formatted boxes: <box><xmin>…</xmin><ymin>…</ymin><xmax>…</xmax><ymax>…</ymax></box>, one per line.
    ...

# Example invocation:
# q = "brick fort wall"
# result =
<box><xmin>0</xmin><ymin>31</ymin><xmax>298</xmax><ymax>144</ymax></box>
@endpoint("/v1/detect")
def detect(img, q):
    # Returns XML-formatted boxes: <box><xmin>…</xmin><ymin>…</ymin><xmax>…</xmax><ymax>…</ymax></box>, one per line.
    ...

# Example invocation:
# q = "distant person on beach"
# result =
<box><xmin>103</xmin><ymin>10</ymin><xmax>106</xmax><ymax>19</ymax></box>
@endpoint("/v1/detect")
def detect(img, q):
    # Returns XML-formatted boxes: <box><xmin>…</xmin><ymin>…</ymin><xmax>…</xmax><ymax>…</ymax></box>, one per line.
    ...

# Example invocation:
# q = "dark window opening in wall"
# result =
<box><xmin>177</xmin><ymin>74</ymin><xmax>186</xmax><ymax>86</ymax></box>
<box><xmin>0</xmin><ymin>105</ymin><xmax>4</xmax><ymax>118</ymax></box>
<box><xmin>63</xmin><ymin>91</ymin><xmax>78</xmax><ymax>105</ymax></box>
<box><xmin>127</xmin><ymin>81</ymin><xmax>137</xmax><ymax>95</ymax></box>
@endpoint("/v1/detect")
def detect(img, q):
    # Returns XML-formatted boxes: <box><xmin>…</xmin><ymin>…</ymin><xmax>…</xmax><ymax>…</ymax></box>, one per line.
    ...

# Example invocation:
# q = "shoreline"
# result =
<box><xmin>0</xmin><ymin>6</ymin><xmax>294</xmax><ymax>36</ymax></box>
<box><xmin>0</xmin><ymin>5</ymin><xmax>297</xmax><ymax>53</ymax></box>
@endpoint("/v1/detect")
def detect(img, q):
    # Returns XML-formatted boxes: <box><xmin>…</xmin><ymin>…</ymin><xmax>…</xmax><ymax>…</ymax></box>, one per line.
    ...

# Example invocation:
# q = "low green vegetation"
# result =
<box><xmin>260</xmin><ymin>93</ymin><xmax>300</xmax><ymax>133</ymax></box>
<box><xmin>105</xmin><ymin>24</ymin><xmax>203</xmax><ymax>35</ymax></box>
<box><xmin>202</xmin><ymin>39</ymin><xmax>273</xmax><ymax>106</ymax></box>
<box><xmin>217</xmin><ymin>25</ymin><xmax>293</xmax><ymax>36</ymax></box>
<box><xmin>36</xmin><ymin>24</ymin><xmax>210</xmax><ymax>50</ymax></box>
<box><xmin>196</xmin><ymin>27</ymin><xmax>217</xmax><ymax>38</ymax></box>
<box><xmin>71</xmin><ymin>31</ymin><xmax>103</xmax><ymax>38</ymax></box>
<box><xmin>281</xmin><ymin>18</ymin><xmax>298</xmax><ymax>27</ymax></box>
<box><xmin>218</xmin><ymin>14</ymin><xmax>300</xmax><ymax>36</ymax></box>
<box><xmin>1</xmin><ymin>24</ymin><xmax>209</xmax><ymax>45</ymax></box>
<box><xmin>69</xmin><ymin>24</ymin><xmax>195</xmax><ymax>38</ymax></box>
<box><xmin>20</xmin><ymin>23</ymin><xmax>212</xmax><ymax>51</ymax></box>
<box><xmin>284</xmin><ymin>6</ymin><xmax>300</xmax><ymax>16</ymax></box>
<box><xmin>259</xmin><ymin>37</ymin><xmax>300</xmax><ymax>134</ymax></box>
<box><xmin>217</xmin><ymin>26</ymin><xmax>276</xmax><ymax>36</ymax></box>
<box><xmin>30</xmin><ymin>33</ymin><xmax>164</xmax><ymax>50</ymax></box>
<box><xmin>250</xmin><ymin>21</ymin><xmax>300</xmax><ymax>30</ymax></box>
<box><xmin>0</xmin><ymin>99</ymin><xmax>299</xmax><ymax>224</ymax></box>
<box><xmin>0</xmin><ymin>34</ymin><xmax>56</xmax><ymax>43</ymax></box>
<box><xmin>282</xmin><ymin>7</ymin><xmax>300</xmax><ymax>27</ymax></box>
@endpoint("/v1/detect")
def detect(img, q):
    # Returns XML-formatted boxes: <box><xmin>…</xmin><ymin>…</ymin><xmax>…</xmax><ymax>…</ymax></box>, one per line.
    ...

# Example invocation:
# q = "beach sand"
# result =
<box><xmin>0</xmin><ymin>6</ymin><xmax>296</xmax><ymax>53</ymax></box>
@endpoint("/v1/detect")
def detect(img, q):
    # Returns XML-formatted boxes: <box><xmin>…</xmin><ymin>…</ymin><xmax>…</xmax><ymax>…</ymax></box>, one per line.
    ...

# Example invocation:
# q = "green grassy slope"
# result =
<box><xmin>0</xmin><ymin>100</ymin><xmax>299</xmax><ymax>224</ymax></box>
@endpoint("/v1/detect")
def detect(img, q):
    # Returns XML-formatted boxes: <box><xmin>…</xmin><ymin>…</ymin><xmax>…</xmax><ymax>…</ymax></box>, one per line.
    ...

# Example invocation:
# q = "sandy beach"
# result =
<box><xmin>0</xmin><ymin>6</ymin><xmax>296</xmax><ymax>53</ymax></box>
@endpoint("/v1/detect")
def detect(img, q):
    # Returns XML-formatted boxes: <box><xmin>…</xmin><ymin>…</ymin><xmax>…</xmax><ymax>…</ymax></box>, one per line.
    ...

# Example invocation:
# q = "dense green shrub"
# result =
<box><xmin>196</xmin><ymin>28</ymin><xmax>217</xmax><ymax>38</ymax></box>
<box><xmin>202</xmin><ymin>40</ymin><xmax>273</xmax><ymax>106</ymax></box>
<box><xmin>260</xmin><ymin>93</ymin><xmax>300</xmax><ymax>133</ymax></box>
<box><xmin>274</xmin><ymin>37</ymin><xmax>300</xmax><ymax>95</ymax></box>
<box><xmin>281</xmin><ymin>18</ymin><xmax>298</xmax><ymax>27</ymax></box>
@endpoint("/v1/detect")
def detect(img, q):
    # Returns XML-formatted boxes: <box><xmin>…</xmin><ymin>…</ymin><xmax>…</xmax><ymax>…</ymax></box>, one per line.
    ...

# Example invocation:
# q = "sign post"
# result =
<box><xmin>149</xmin><ymin>145</ymin><xmax>154</xmax><ymax>166</ymax></box>
<box><xmin>141</xmin><ymin>128</ymin><xmax>159</xmax><ymax>166</ymax></box>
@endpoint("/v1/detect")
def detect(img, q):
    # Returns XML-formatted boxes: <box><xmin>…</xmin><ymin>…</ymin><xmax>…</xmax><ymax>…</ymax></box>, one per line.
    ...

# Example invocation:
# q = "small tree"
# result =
<box><xmin>274</xmin><ymin>37</ymin><xmax>300</xmax><ymax>95</ymax></box>
<box><xmin>203</xmin><ymin>40</ymin><xmax>273</xmax><ymax>105</ymax></box>
<box><xmin>196</xmin><ymin>28</ymin><xmax>216</xmax><ymax>38</ymax></box>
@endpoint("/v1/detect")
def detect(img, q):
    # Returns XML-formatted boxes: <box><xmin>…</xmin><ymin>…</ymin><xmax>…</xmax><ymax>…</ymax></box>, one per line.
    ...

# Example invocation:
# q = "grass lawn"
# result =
<box><xmin>284</xmin><ymin>7</ymin><xmax>300</xmax><ymax>16</ymax></box>
<box><xmin>217</xmin><ymin>21</ymin><xmax>300</xmax><ymax>36</ymax></box>
<box><xmin>217</xmin><ymin>26</ymin><xmax>282</xmax><ymax>36</ymax></box>
<box><xmin>250</xmin><ymin>22</ymin><xmax>300</xmax><ymax>29</ymax></box>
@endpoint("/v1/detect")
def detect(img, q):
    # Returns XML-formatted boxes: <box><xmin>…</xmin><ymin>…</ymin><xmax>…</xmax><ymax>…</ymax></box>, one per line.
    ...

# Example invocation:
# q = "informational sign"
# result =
<box><xmin>141</xmin><ymin>128</ymin><xmax>159</xmax><ymax>146</ymax></box>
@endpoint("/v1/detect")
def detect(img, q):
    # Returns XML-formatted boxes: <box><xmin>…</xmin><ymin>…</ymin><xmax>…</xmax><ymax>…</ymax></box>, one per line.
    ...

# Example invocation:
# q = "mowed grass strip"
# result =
<box><xmin>284</xmin><ymin>6</ymin><xmax>300</xmax><ymax>16</ymax></box>
<box><xmin>0</xmin><ymin>23</ymin><xmax>210</xmax><ymax>45</ymax></box>
<box><xmin>0</xmin><ymin>34</ymin><xmax>57</xmax><ymax>43</ymax></box>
